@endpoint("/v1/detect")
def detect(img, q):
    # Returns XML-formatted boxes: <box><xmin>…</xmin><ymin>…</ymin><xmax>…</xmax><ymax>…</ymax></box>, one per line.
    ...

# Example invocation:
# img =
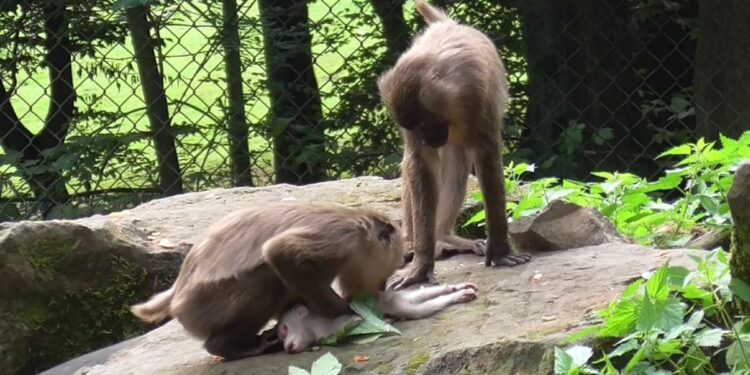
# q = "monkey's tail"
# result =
<box><xmin>414</xmin><ymin>0</ymin><xmax>452</xmax><ymax>24</ymax></box>
<box><xmin>130</xmin><ymin>285</ymin><xmax>175</xmax><ymax>323</ymax></box>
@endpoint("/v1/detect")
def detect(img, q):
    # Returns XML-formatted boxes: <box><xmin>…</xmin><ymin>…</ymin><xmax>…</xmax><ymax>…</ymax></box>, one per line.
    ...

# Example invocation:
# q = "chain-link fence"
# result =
<box><xmin>0</xmin><ymin>0</ymin><xmax>746</xmax><ymax>221</ymax></box>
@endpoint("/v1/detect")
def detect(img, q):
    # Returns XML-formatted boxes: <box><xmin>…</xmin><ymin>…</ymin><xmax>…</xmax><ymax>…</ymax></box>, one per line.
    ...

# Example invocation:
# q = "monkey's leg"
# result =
<box><xmin>399</xmin><ymin>282</ymin><xmax>478</xmax><ymax>303</ymax></box>
<box><xmin>401</xmin><ymin>177</ymin><xmax>416</xmax><ymax>263</ymax></box>
<box><xmin>433</xmin><ymin>145</ymin><xmax>481</xmax><ymax>259</ymax></box>
<box><xmin>473</xmin><ymin>139</ymin><xmax>531</xmax><ymax>267</ymax></box>
<box><xmin>387</xmin><ymin>148</ymin><xmax>440</xmax><ymax>290</ymax></box>
<box><xmin>263</xmin><ymin>228</ymin><xmax>351</xmax><ymax>318</ymax></box>
<box><xmin>379</xmin><ymin>283</ymin><xmax>478</xmax><ymax>319</ymax></box>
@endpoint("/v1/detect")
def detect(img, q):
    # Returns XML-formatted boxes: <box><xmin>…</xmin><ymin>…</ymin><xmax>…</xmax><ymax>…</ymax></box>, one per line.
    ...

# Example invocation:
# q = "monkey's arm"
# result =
<box><xmin>263</xmin><ymin>227</ymin><xmax>352</xmax><ymax>318</ymax></box>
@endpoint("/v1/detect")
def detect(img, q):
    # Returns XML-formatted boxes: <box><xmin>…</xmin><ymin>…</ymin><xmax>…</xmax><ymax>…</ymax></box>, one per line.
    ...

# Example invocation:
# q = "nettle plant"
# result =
<box><xmin>465</xmin><ymin>132</ymin><xmax>750</xmax><ymax>248</ymax></box>
<box><xmin>555</xmin><ymin>250</ymin><xmax>750</xmax><ymax>374</ymax></box>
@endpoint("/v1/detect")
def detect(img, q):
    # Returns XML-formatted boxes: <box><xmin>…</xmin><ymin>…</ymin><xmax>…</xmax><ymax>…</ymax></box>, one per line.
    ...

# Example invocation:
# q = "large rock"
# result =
<box><xmin>0</xmin><ymin>219</ymin><xmax>182</xmax><ymax>375</ymax></box>
<box><xmin>509</xmin><ymin>200</ymin><xmax>630</xmax><ymax>252</ymax></box>
<box><xmin>4</xmin><ymin>176</ymin><xmax>479</xmax><ymax>375</ymax></box>
<box><xmin>45</xmin><ymin>244</ymin><xmax>702</xmax><ymax>375</ymax></box>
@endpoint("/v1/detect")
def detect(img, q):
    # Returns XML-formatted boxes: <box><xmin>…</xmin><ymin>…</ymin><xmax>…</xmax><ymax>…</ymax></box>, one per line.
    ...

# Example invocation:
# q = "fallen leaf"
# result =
<box><xmin>158</xmin><ymin>239</ymin><xmax>176</xmax><ymax>249</ymax></box>
<box><xmin>542</xmin><ymin>315</ymin><xmax>556</xmax><ymax>322</ymax></box>
<box><xmin>354</xmin><ymin>355</ymin><xmax>370</xmax><ymax>363</ymax></box>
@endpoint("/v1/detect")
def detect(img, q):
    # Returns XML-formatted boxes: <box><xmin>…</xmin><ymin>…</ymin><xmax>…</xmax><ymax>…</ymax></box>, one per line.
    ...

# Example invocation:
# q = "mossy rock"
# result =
<box><xmin>0</xmin><ymin>220</ymin><xmax>182</xmax><ymax>375</ymax></box>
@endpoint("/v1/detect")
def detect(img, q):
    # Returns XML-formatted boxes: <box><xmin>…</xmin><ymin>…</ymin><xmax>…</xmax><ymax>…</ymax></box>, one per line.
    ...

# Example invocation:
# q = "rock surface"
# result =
<box><xmin>729</xmin><ymin>163</ymin><xmax>750</xmax><ymax>313</ymax></box>
<box><xmin>0</xmin><ymin>219</ymin><xmax>181</xmax><ymax>375</ymax></box>
<box><xmin>9</xmin><ymin>175</ymin><xmax>684</xmax><ymax>375</ymax></box>
<box><xmin>49</xmin><ymin>244</ymin><xmax>701</xmax><ymax>375</ymax></box>
<box><xmin>9</xmin><ymin>176</ymin><xmax>476</xmax><ymax>375</ymax></box>
<box><xmin>509</xmin><ymin>200</ymin><xmax>630</xmax><ymax>252</ymax></box>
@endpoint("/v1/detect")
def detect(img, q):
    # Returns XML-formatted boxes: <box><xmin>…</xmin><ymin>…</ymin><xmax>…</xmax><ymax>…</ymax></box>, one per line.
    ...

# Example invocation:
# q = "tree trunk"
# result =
<box><xmin>221</xmin><ymin>0</ymin><xmax>253</xmax><ymax>187</ymax></box>
<box><xmin>258</xmin><ymin>0</ymin><xmax>326</xmax><ymax>184</ymax></box>
<box><xmin>0</xmin><ymin>0</ymin><xmax>73</xmax><ymax>218</ymax></box>
<box><xmin>370</xmin><ymin>0</ymin><xmax>411</xmax><ymax>63</ymax></box>
<box><xmin>694</xmin><ymin>0</ymin><xmax>750</xmax><ymax>141</ymax></box>
<box><xmin>518</xmin><ymin>0</ymin><xmax>645</xmax><ymax>179</ymax></box>
<box><xmin>728</xmin><ymin>163</ymin><xmax>750</xmax><ymax>313</ymax></box>
<box><xmin>125</xmin><ymin>5</ymin><xmax>184</xmax><ymax>195</ymax></box>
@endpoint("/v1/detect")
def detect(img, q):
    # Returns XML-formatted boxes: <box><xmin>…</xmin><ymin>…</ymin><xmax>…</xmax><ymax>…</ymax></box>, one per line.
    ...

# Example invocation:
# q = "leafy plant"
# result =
<box><xmin>321</xmin><ymin>294</ymin><xmax>402</xmax><ymax>346</ymax></box>
<box><xmin>554</xmin><ymin>249</ymin><xmax>750</xmax><ymax>374</ymax></box>
<box><xmin>289</xmin><ymin>352</ymin><xmax>342</xmax><ymax>375</ymax></box>
<box><xmin>465</xmin><ymin>131</ymin><xmax>750</xmax><ymax>248</ymax></box>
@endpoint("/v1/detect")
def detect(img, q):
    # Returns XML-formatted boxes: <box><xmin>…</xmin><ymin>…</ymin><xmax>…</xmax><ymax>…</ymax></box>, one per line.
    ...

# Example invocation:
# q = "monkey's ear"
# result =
<box><xmin>374</xmin><ymin>218</ymin><xmax>396</xmax><ymax>243</ymax></box>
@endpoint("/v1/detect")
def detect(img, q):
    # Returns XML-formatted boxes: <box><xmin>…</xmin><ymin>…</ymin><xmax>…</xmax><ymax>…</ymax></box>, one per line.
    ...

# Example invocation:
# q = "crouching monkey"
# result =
<box><xmin>378</xmin><ymin>0</ymin><xmax>531</xmax><ymax>290</ymax></box>
<box><xmin>129</xmin><ymin>202</ymin><xmax>405</xmax><ymax>360</ymax></box>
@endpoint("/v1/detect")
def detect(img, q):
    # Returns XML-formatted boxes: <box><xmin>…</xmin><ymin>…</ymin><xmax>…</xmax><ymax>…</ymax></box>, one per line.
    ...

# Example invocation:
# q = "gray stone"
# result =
<box><xmin>0</xmin><ymin>219</ymin><xmax>182</xmax><ymax>375</ymax></box>
<box><xmin>509</xmin><ymin>200</ymin><xmax>630</xmax><ymax>252</ymax></box>
<box><xmin>48</xmin><ymin>244</ymin><xmax>702</xmax><ymax>375</ymax></box>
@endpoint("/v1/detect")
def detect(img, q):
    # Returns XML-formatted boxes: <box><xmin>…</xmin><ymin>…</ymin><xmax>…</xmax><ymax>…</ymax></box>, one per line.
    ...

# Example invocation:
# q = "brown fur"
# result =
<box><xmin>378</xmin><ymin>0</ymin><xmax>531</xmax><ymax>290</ymax></box>
<box><xmin>130</xmin><ymin>201</ymin><xmax>404</xmax><ymax>360</ymax></box>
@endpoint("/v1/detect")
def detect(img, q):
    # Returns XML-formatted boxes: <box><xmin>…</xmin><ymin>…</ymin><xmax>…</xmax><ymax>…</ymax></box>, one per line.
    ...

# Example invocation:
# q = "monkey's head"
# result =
<box><xmin>378</xmin><ymin>68</ymin><xmax>452</xmax><ymax>149</ymax></box>
<box><xmin>277</xmin><ymin>304</ymin><xmax>362</xmax><ymax>354</ymax></box>
<box><xmin>340</xmin><ymin>213</ymin><xmax>405</xmax><ymax>296</ymax></box>
<box><xmin>390</xmin><ymin>98</ymin><xmax>450</xmax><ymax>149</ymax></box>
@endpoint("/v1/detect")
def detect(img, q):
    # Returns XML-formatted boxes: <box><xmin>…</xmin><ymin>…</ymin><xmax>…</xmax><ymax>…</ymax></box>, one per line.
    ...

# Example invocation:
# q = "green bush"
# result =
<box><xmin>466</xmin><ymin>132</ymin><xmax>750</xmax><ymax>248</ymax></box>
<box><xmin>554</xmin><ymin>250</ymin><xmax>750</xmax><ymax>374</ymax></box>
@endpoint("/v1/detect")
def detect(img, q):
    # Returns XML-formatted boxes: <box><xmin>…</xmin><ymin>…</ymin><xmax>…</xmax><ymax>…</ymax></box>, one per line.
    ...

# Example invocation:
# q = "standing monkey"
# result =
<box><xmin>130</xmin><ymin>202</ymin><xmax>404</xmax><ymax>360</ymax></box>
<box><xmin>378</xmin><ymin>0</ymin><xmax>531</xmax><ymax>290</ymax></box>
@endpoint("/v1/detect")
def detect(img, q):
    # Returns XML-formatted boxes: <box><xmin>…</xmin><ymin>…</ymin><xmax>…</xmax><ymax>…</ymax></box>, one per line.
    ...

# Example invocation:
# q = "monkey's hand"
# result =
<box><xmin>481</xmin><ymin>238</ymin><xmax>532</xmax><ymax>267</ymax></box>
<box><xmin>386</xmin><ymin>263</ymin><xmax>437</xmax><ymax>291</ymax></box>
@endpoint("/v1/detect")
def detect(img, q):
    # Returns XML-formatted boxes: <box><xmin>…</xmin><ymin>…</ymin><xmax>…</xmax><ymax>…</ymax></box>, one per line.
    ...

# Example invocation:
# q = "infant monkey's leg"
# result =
<box><xmin>380</xmin><ymin>283</ymin><xmax>478</xmax><ymax>319</ymax></box>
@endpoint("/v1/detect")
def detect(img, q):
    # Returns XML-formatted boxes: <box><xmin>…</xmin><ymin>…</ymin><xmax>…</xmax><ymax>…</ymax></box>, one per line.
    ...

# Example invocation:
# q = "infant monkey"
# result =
<box><xmin>278</xmin><ymin>282</ymin><xmax>478</xmax><ymax>354</ymax></box>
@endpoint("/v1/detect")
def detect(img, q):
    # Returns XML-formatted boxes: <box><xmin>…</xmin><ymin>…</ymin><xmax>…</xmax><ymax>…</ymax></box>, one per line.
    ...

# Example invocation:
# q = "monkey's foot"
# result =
<box><xmin>448</xmin><ymin>287</ymin><xmax>479</xmax><ymax>304</ymax></box>
<box><xmin>447</xmin><ymin>282</ymin><xmax>478</xmax><ymax>292</ymax></box>
<box><xmin>480</xmin><ymin>239</ymin><xmax>532</xmax><ymax>267</ymax></box>
<box><xmin>436</xmin><ymin>235</ymin><xmax>486</xmax><ymax>258</ymax></box>
<box><xmin>386</xmin><ymin>263</ymin><xmax>437</xmax><ymax>291</ymax></box>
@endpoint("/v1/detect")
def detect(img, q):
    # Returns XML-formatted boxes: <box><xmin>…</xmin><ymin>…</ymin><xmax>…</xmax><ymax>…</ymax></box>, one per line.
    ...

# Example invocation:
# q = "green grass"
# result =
<box><xmin>3</xmin><ymin>0</ymin><xmax>381</xmax><ymax>196</ymax></box>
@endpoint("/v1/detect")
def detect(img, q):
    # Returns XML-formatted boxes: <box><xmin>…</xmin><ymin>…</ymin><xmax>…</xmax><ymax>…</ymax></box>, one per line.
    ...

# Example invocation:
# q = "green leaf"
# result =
<box><xmin>289</xmin><ymin>366</ymin><xmax>312</xmax><ymax>375</ymax></box>
<box><xmin>694</xmin><ymin>328</ymin><xmax>724</xmax><ymax>347</ymax></box>
<box><xmin>562</xmin><ymin>326</ymin><xmax>600</xmax><ymax>344</ymax></box>
<box><xmin>607</xmin><ymin>339</ymin><xmax>639</xmax><ymax>358</ymax></box>
<box><xmin>637</xmin><ymin>294</ymin><xmax>684</xmax><ymax>332</ymax></box>
<box><xmin>554</xmin><ymin>347</ymin><xmax>574</xmax><ymax>374</ymax></box>
<box><xmin>310</xmin><ymin>353</ymin><xmax>342</xmax><ymax>375</ymax></box>
<box><xmin>598</xmin><ymin>300</ymin><xmax>638</xmax><ymax>338</ymax></box>
<box><xmin>646</xmin><ymin>266</ymin><xmax>670</xmax><ymax>301</ymax></box>
<box><xmin>726</xmin><ymin>338</ymin><xmax>750</xmax><ymax>369</ymax></box>
<box><xmin>657</xmin><ymin>144</ymin><xmax>691</xmax><ymax>158</ymax></box>
<box><xmin>463</xmin><ymin>210</ymin><xmax>486</xmax><ymax>227</ymax></box>
<box><xmin>321</xmin><ymin>295</ymin><xmax>401</xmax><ymax>346</ymax></box>
<box><xmin>730</xmin><ymin>278</ymin><xmax>750</xmax><ymax>302</ymax></box>
<box><xmin>566</xmin><ymin>345</ymin><xmax>593</xmax><ymax>366</ymax></box>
